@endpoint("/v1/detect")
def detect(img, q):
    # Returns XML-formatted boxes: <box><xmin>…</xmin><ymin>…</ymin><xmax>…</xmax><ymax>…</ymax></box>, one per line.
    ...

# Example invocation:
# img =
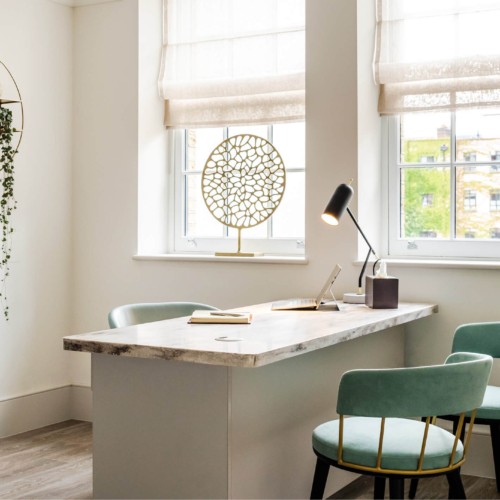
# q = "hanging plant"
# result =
<box><xmin>0</xmin><ymin>107</ymin><xmax>17</xmax><ymax>320</ymax></box>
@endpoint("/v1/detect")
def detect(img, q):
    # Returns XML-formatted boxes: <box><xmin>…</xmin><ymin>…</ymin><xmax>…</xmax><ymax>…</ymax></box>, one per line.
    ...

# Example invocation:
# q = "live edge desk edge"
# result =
<box><xmin>63</xmin><ymin>302</ymin><xmax>438</xmax><ymax>369</ymax></box>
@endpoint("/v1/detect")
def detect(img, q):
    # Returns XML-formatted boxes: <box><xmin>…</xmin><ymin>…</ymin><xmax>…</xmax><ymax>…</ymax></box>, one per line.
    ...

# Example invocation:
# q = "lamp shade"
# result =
<box><xmin>321</xmin><ymin>183</ymin><xmax>354</xmax><ymax>226</ymax></box>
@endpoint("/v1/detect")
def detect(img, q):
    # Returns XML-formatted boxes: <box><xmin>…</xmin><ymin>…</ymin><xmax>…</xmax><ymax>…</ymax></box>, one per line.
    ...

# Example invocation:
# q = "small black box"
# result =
<box><xmin>365</xmin><ymin>276</ymin><xmax>399</xmax><ymax>309</ymax></box>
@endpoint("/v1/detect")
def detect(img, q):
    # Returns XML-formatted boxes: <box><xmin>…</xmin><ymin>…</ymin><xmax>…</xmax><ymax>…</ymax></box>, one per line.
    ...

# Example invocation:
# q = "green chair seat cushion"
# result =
<box><xmin>312</xmin><ymin>417</ymin><xmax>463</xmax><ymax>471</ymax></box>
<box><xmin>466</xmin><ymin>385</ymin><xmax>500</xmax><ymax>420</ymax></box>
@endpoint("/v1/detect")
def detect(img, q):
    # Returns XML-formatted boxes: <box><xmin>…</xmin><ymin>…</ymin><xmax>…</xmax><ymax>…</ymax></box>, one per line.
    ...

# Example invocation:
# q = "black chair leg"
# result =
<box><xmin>409</xmin><ymin>478</ymin><xmax>419</xmax><ymax>499</ymax></box>
<box><xmin>490</xmin><ymin>422</ymin><xmax>500</xmax><ymax>492</ymax></box>
<box><xmin>389</xmin><ymin>478</ymin><xmax>404</xmax><ymax>500</ymax></box>
<box><xmin>310</xmin><ymin>457</ymin><xmax>330</xmax><ymax>500</ymax></box>
<box><xmin>446</xmin><ymin>468</ymin><xmax>466</xmax><ymax>499</ymax></box>
<box><xmin>374</xmin><ymin>477</ymin><xmax>386</xmax><ymax>500</ymax></box>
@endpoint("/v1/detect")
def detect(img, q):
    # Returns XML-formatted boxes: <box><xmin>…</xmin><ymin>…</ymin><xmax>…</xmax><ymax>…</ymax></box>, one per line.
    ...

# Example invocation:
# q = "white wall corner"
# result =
<box><xmin>49</xmin><ymin>0</ymin><xmax>122</xmax><ymax>7</ymax></box>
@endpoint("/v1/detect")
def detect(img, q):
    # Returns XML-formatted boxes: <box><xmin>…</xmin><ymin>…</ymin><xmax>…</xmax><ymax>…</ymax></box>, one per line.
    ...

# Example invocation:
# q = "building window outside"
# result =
<box><xmin>464</xmin><ymin>190</ymin><xmax>477</xmax><ymax>211</ymax></box>
<box><xmin>421</xmin><ymin>156</ymin><xmax>435</xmax><ymax>163</ymax></box>
<box><xmin>419</xmin><ymin>231</ymin><xmax>437</xmax><ymax>238</ymax></box>
<box><xmin>390</xmin><ymin>109</ymin><xmax>500</xmax><ymax>257</ymax></box>
<box><xmin>421</xmin><ymin>193</ymin><xmax>434</xmax><ymax>207</ymax></box>
<box><xmin>491</xmin><ymin>189</ymin><xmax>500</xmax><ymax>211</ymax></box>
<box><xmin>491</xmin><ymin>228</ymin><xmax>500</xmax><ymax>239</ymax></box>
<box><xmin>464</xmin><ymin>229</ymin><xmax>476</xmax><ymax>239</ymax></box>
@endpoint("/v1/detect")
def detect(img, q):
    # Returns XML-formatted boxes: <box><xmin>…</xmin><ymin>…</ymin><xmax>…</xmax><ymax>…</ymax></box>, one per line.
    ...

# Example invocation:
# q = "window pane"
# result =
<box><xmin>187</xmin><ymin>128</ymin><xmax>225</xmax><ymax>171</ymax></box>
<box><xmin>400</xmin><ymin>113</ymin><xmax>451</xmax><ymax>164</ymax></box>
<box><xmin>227</xmin><ymin>223</ymin><xmax>268</xmax><ymax>239</ymax></box>
<box><xmin>185</xmin><ymin>174</ymin><xmax>224</xmax><ymax>237</ymax></box>
<box><xmin>400</xmin><ymin>167</ymin><xmax>450</xmax><ymax>239</ymax></box>
<box><xmin>456</xmin><ymin>165</ymin><xmax>500</xmax><ymax>240</ymax></box>
<box><xmin>273</xmin><ymin>122</ymin><xmax>305</xmax><ymax>170</ymax></box>
<box><xmin>272</xmin><ymin>171</ymin><xmax>305</xmax><ymax>238</ymax></box>
<box><xmin>456</xmin><ymin>109</ymin><xmax>500</xmax><ymax>163</ymax></box>
<box><xmin>228</xmin><ymin>125</ymin><xmax>268</xmax><ymax>139</ymax></box>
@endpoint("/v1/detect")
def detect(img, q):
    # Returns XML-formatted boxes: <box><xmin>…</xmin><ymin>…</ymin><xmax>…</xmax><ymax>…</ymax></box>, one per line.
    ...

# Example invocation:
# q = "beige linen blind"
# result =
<box><xmin>374</xmin><ymin>0</ymin><xmax>500</xmax><ymax>115</ymax></box>
<box><xmin>159</xmin><ymin>0</ymin><xmax>305</xmax><ymax>129</ymax></box>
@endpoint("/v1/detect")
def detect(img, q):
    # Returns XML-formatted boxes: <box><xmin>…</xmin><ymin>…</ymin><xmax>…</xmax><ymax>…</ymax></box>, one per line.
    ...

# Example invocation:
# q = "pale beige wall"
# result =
<box><xmin>0</xmin><ymin>0</ymin><xmax>73</xmax><ymax>399</ymax></box>
<box><xmin>70</xmin><ymin>0</ymin><xmax>395</xmax><ymax>386</ymax></box>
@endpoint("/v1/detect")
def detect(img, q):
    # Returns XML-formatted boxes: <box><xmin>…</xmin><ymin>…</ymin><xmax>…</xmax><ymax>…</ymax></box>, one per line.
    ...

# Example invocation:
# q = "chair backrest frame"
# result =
<box><xmin>335</xmin><ymin>352</ymin><xmax>492</xmax><ymax>476</ymax></box>
<box><xmin>108</xmin><ymin>302</ymin><xmax>220</xmax><ymax>329</ymax></box>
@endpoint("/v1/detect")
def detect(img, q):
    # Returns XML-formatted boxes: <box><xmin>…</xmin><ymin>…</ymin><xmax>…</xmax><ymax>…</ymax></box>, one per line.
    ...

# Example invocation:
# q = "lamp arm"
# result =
<box><xmin>358</xmin><ymin>248</ymin><xmax>372</xmax><ymax>294</ymax></box>
<box><xmin>346</xmin><ymin>207</ymin><xmax>380</xmax><ymax>295</ymax></box>
<box><xmin>346</xmin><ymin>208</ymin><xmax>379</xmax><ymax>260</ymax></box>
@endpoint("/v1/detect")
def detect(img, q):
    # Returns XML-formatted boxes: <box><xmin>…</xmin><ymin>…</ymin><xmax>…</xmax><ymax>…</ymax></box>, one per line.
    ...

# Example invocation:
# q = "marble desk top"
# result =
<box><xmin>63</xmin><ymin>302</ymin><xmax>438</xmax><ymax>368</ymax></box>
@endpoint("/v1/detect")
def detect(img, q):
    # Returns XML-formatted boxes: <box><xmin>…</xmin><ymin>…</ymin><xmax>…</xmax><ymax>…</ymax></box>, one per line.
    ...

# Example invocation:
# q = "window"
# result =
<box><xmin>464</xmin><ymin>190</ymin><xmax>477</xmax><ymax>211</ymax></box>
<box><xmin>421</xmin><ymin>194</ymin><xmax>433</xmax><ymax>208</ymax></box>
<box><xmin>421</xmin><ymin>156</ymin><xmax>435</xmax><ymax>163</ymax></box>
<box><xmin>160</xmin><ymin>0</ymin><xmax>305</xmax><ymax>256</ymax></box>
<box><xmin>173</xmin><ymin>123</ymin><xmax>305</xmax><ymax>254</ymax></box>
<box><xmin>491</xmin><ymin>228</ymin><xmax>500</xmax><ymax>239</ymax></box>
<box><xmin>419</xmin><ymin>231</ymin><xmax>437</xmax><ymax>238</ymax></box>
<box><xmin>389</xmin><ymin>109</ymin><xmax>500</xmax><ymax>258</ymax></box>
<box><xmin>491</xmin><ymin>189</ymin><xmax>500</xmax><ymax>211</ymax></box>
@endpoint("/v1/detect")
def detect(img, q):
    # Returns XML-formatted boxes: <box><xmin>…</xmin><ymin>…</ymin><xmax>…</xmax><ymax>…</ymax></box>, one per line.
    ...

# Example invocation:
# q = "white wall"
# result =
<box><xmin>0</xmin><ymin>0</ymin><xmax>73</xmax><ymax>410</ymax></box>
<box><xmin>70</xmin><ymin>0</ymin><xmax>397</xmax><ymax>387</ymax></box>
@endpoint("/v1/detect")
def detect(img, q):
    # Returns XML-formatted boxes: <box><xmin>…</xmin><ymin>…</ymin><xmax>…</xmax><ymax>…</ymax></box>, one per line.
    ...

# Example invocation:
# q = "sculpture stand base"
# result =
<box><xmin>215</xmin><ymin>252</ymin><xmax>264</xmax><ymax>257</ymax></box>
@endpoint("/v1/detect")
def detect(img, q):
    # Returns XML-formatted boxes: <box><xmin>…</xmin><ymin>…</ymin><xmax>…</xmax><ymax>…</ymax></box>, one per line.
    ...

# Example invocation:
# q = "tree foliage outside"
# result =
<box><xmin>400</xmin><ymin>138</ymin><xmax>500</xmax><ymax>239</ymax></box>
<box><xmin>401</xmin><ymin>167</ymin><xmax>450</xmax><ymax>238</ymax></box>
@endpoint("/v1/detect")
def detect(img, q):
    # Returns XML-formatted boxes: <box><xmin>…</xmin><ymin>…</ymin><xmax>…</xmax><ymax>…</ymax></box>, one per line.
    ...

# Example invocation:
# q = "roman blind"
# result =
<box><xmin>374</xmin><ymin>0</ymin><xmax>500</xmax><ymax>115</ymax></box>
<box><xmin>159</xmin><ymin>0</ymin><xmax>305</xmax><ymax>129</ymax></box>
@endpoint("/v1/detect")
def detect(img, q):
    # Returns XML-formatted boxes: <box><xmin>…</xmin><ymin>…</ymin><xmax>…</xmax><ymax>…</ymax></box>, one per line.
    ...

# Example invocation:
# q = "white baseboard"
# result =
<box><xmin>49</xmin><ymin>0</ymin><xmax>121</xmax><ymax>7</ymax></box>
<box><xmin>0</xmin><ymin>385</ymin><xmax>92</xmax><ymax>439</ymax></box>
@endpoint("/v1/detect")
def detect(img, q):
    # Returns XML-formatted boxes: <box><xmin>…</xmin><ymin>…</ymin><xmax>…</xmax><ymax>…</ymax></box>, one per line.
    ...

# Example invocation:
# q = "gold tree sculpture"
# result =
<box><xmin>202</xmin><ymin>134</ymin><xmax>286</xmax><ymax>257</ymax></box>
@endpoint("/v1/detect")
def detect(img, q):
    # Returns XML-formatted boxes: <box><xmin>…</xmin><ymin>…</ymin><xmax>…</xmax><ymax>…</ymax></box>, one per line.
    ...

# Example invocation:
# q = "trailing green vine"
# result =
<box><xmin>0</xmin><ymin>107</ymin><xmax>17</xmax><ymax>320</ymax></box>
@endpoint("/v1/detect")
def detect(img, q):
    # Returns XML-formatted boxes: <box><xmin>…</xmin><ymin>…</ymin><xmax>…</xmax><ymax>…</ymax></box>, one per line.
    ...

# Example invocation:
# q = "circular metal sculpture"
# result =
<box><xmin>202</xmin><ymin>134</ymin><xmax>286</xmax><ymax>256</ymax></box>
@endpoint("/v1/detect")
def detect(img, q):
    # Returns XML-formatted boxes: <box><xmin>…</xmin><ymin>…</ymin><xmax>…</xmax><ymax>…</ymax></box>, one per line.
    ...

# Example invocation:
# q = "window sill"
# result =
<box><xmin>353</xmin><ymin>258</ymin><xmax>500</xmax><ymax>270</ymax></box>
<box><xmin>134</xmin><ymin>254</ymin><xmax>309</xmax><ymax>265</ymax></box>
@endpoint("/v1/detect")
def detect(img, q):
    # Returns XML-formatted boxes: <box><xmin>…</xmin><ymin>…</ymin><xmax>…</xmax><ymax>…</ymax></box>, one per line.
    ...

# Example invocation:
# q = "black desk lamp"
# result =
<box><xmin>321</xmin><ymin>179</ymin><xmax>380</xmax><ymax>304</ymax></box>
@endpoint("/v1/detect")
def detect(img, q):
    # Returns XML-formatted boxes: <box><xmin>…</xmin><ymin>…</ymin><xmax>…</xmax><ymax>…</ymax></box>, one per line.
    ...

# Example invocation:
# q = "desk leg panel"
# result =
<box><xmin>229</xmin><ymin>326</ymin><xmax>405</xmax><ymax>499</ymax></box>
<box><xmin>92</xmin><ymin>354</ymin><xmax>229</xmax><ymax>499</ymax></box>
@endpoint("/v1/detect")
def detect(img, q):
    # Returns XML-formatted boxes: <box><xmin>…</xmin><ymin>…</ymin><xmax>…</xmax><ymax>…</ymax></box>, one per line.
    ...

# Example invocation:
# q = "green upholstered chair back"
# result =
<box><xmin>452</xmin><ymin>322</ymin><xmax>500</xmax><ymax>358</ymax></box>
<box><xmin>337</xmin><ymin>352</ymin><xmax>492</xmax><ymax>419</ymax></box>
<box><xmin>108</xmin><ymin>302</ymin><xmax>220</xmax><ymax>329</ymax></box>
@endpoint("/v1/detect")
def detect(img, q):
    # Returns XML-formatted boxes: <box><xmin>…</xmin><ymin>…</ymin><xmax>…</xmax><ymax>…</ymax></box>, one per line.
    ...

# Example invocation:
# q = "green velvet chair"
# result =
<box><xmin>310</xmin><ymin>352</ymin><xmax>493</xmax><ymax>500</ymax></box>
<box><xmin>410</xmin><ymin>322</ymin><xmax>500</xmax><ymax>499</ymax></box>
<box><xmin>108</xmin><ymin>302</ymin><xmax>220</xmax><ymax>329</ymax></box>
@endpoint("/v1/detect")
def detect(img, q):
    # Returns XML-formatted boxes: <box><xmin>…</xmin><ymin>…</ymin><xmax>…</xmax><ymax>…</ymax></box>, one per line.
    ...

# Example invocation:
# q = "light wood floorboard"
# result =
<box><xmin>0</xmin><ymin>421</ymin><xmax>498</xmax><ymax>500</ymax></box>
<box><xmin>0</xmin><ymin>420</ymin><xmax>92</xmax><ymax>499</ymax></box>
<box><xmin>330</xmin><ymin>474</ymin><xmax>500</xmax><ymax>499</ymax></box>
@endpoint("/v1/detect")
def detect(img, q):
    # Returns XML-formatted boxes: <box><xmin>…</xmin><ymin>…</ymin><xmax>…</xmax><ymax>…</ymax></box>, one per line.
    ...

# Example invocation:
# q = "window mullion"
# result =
<box><xmin>268</xmin><ymin>124</ymin><xmax>274</xmax><ymax>239</ymax></box>
<box><xmin>450</xmin><ymin>111</ymin><xmax>457</xmax><ymax>241</ymax></box>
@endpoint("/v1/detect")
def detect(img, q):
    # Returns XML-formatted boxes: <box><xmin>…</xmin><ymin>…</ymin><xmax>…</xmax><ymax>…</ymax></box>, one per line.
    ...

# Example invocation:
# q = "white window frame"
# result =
<box><xmin>171</xmin><ymin>126</ymin><xmax>306</xmax><ymax>255</ymax></box>
<box><xmin>388</xmin><ymin>115</ymin><xmax>500</xmax><ymax>259</ymax></box>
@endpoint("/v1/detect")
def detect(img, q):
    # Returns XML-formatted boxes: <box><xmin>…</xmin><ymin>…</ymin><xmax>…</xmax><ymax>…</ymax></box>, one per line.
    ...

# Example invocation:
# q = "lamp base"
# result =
<box><xmin>343</xmin><ymin>293</ymin><xmax>366</xmax><ymax>304</ymax></box>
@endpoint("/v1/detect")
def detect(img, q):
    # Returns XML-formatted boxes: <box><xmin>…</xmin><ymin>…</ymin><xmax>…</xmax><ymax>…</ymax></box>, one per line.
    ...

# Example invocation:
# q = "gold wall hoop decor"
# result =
<box><xmin>202</xmin><ymin>134</ymin><xmax>286</xmax><ymax>257</ymax></box>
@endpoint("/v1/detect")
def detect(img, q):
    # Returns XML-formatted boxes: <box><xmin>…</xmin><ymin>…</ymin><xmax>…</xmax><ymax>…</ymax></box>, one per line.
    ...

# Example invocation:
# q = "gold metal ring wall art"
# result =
<box><xmin>0</xmin><ymin>61</ymin><xmax>24</xmax><ymax>155</ymax></box>
<box><xmin>202</xmin><ymin>134</ymin><xmax>286</xmax><ymax>257</ymax></box>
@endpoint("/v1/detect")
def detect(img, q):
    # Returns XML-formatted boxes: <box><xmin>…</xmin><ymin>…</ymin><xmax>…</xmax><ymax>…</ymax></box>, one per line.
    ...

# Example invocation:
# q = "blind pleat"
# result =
<box><xmin>159</xmin><ymin>0</ymin><xmax>305</xmax><ymax>128</ymax></box>
<box><xmin>374</xmin><ymin>0</ymin><xmax>500</xmax><ymax>115</ymax></box>
<box><xmin>164</xmin><ymin>90</ymin><xmax>305</xmax><ymax>130</ymax></box>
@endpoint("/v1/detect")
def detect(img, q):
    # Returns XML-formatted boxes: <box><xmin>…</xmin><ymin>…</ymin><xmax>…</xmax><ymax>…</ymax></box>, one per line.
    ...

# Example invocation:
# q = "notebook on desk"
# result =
<box><xmin>272</xmin><ymin>264</ymin><xmax>342</xmax><ymax>311</ymax></box>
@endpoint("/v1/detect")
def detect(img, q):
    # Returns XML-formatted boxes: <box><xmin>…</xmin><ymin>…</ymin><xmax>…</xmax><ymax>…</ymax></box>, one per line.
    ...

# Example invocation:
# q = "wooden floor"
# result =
<box><xmin>0</xmin><ymin>420</ymin><xmax>499</xmax><ymax>500</ymax></box>
<box><xmin>330</xmin><ymin>474</ymin><xmax>500</xmax><ymax>500</ymax></box>
<box><xmin>0</xmin><ymin>420</ymin><xmax>92</xmax><ymax>499</ymax></box>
